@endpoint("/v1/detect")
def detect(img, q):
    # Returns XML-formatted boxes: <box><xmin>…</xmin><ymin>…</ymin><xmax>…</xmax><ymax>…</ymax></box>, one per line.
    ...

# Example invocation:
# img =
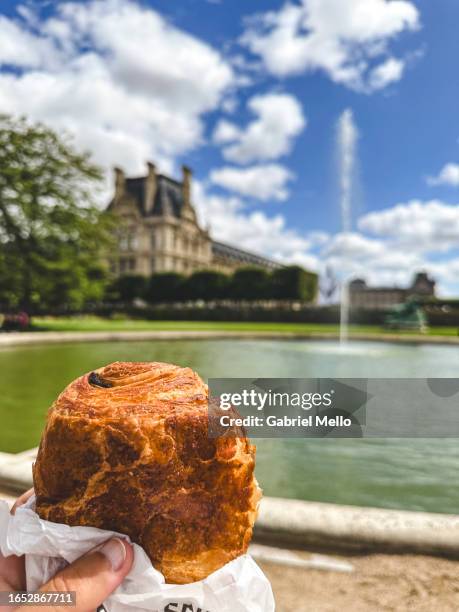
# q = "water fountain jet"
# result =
<box><xmin>337</xmin><ymin>109</ymin><xmax>358</xmax><ymax>345</ymax></box>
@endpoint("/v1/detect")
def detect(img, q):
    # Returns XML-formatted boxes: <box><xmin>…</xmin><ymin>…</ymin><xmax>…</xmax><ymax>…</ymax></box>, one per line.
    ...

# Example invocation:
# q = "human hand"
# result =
<box><xmin>0</xmin><ymin>489</ymin><xmax>134</xmax><ymax>611</ymax></box>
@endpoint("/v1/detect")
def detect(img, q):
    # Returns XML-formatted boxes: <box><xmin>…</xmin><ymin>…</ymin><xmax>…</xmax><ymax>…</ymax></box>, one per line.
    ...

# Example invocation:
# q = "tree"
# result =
<box><xmin>145</xmin><ymin>273</ymin><xmax>186</xmax><ymax>303</ymax></box>
<box><xmin>0</xmin><ymin>115</ymin><xmax>112</xmax><ymax>312</ymax></box>
<box><xmin>229</xmin><ymin>267</ymin><xmax>269</xmax><ymax>301</ymax></box>
<box><xmin>270</xmin><ymin>266</ymin><xmax>318</xmax><ymax>302</ymax></box>
<box><xmin>108</xmin><ymin>275</ymin><xmax>147</xmax><ymax>303</ymax></box>
<box><xmin>182</xmin><ymin>271</ymin><xmax>229</xmax><ymax>301</ymax></box>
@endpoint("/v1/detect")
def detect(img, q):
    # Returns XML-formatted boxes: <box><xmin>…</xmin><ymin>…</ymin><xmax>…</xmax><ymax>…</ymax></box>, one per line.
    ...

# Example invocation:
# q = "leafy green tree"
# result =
<box><xmin>145</xmin><ymin>272</ymin><xmax>186</xmax><ymax>303</ymax></box>
<box><xmin>108</xmin><ymin>274</ymin><xmax>147</xmax><ymax>303</ymax></box>
<box><xmin>229</xmin><ymin>267</ymin><xmax>269</xmax><ymax>301</ymax></box>
<box><xmin>304</xmin><ymin>270</ymin><xmax>319</xmax><ymax>302</ymax></box>
<box><xmin>270</xmin><ymin>266</ymin><xmax>318</xmax><ymax>302</ymax></box>
<box><xmin>0</xmin><ymin>115</ymin><xmax>112</xmax><ymax>312</ymax></box>
<box><xmin>183</xmin><ymin>270</ymin><xmax>229</xmax><ymax>301</ymax></box>
<box><xmin>0</xmin><ymin>244</ymin><xmax>21</xmax><ymax>308</ymax></box>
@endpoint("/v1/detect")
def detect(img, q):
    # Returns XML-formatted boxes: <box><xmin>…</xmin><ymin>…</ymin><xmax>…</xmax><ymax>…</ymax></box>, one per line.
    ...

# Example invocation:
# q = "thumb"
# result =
<box><xmin>36</xmin><ymin>538</ymin><xmax>133</xmax><ymax>612</ymax></box>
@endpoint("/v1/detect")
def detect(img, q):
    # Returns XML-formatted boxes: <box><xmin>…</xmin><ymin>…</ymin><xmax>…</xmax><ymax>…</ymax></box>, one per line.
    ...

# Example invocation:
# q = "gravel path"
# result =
<box><xmin>260</xmin><ymin>550</ymin><xmax>459</xmax><ymax>611</ymax></box>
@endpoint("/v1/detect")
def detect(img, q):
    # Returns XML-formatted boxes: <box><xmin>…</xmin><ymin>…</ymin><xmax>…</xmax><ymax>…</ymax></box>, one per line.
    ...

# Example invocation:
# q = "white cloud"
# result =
<box><xmin>0</xmin><ymin>1</ymin><xmax>319</xmax><ymax>274</ymax></box>
<box><xmin>427</xmin><ymin>163</ymin><xmax>459</xmax><ymax>187</ymax></box>
<box><xmin>213</xmin><ymin>119</ymin><xmax>242</xmax><ymax>144</ymax></box>
<box><xmin>209</xmin><ymin>164</ymin><xmax>293</xmax><ymax>201</ymax></box>
<box><xmin>241</xmin><ymin>0</ymin><xmax>419</xmax><ymax>92</ymax></box>
<box><xmin>324</xmin><ymin>232</ymin><xmax>385</xmax><ymax>259</ymax></box>
<box><xmin>0</xmin><ymin>15</ymin><xmax>58</xmax><ymax>68</ymax></box>
<box><xmin>425</xmin><ymin>258</ymin><xmax>459</xmax><ymax>296</ymax></box>
<box><xmin>193</xmin><ymin>180</ymin><xmax>459</xmax><ymax>295</ymax></box>
<box><xmin>358</xmin><ymin>200</ymin><xmax>459</xmax><ymax>252</ymax></box>
<box><xmin>213</xmin><ymin>92</ymin><xmax>306</xmax><ymax>164</ymax></box>
<box><xmin>323</xmin><ymin>200</ymin><xmax>459</xmax><ymax>295</ymax></box>
<box><xmin>369</xmin><ymin>57</ymin><xmax>405</xmax><ymax>90</ymax></box>
<box><xmin>193</xmin><ymin>180</ymin><xmax>318</xmax><ymax>268</ymax></box>
<box><xmin>0</xmin><ymin>0</ymin><xmax>234</xmax><ymax>174</ymax></box>
<box><xmin>320</xmin><ymin>230</ymin><xmax>429</xmax><ymax>290</ymax></box>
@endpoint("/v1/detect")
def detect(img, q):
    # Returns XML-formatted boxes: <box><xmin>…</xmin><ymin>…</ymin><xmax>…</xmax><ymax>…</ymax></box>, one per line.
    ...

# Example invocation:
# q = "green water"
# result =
<box><xmin>1</xmin><ymin>339</ymin><xmax>459</xmax><ymax>513</ymax></box>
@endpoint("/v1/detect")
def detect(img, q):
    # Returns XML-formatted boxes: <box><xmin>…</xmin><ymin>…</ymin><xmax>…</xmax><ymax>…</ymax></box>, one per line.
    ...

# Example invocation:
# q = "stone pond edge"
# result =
<box><xmin>1</xmin><ymin>448</ymin><xmax>459</xmax><ymax>558</ymax></box>
<box><xmin>1</xmin><ymin>330</ymin><xmax>459</xmax><ymax>347</ymax></box>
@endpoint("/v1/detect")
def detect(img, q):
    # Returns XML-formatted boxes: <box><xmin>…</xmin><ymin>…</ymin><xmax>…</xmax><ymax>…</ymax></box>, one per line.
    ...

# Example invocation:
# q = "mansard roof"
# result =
<box><xmin>123</xmin><ymin>174</ymin><xmax>184</xmax><ymax>218</ymax></box>
<box><xmin>212</xmin><ymin>240</ymin><xmax>281</xmax><ymax>270</ymax></box>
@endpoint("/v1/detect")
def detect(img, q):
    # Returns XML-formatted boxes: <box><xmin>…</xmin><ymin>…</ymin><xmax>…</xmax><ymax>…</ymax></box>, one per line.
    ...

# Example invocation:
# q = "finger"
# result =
<box><xmin>30</xmin><ymin>538</ymin><xmax>133</xmax><ymax>612</ymax></box>
<box><xmin>1</xmin><ymin>490</ymin><xmax>31</xmax><ymax>592</ymax></box>
<box><xmin>0</xmin><ymin>553</ymin><xmax>26</xmax><ymax>592</ymax></box>
<box><xmin>11</xmin><ymin>489</ymin><xmax>34</xmax><ymax>515</ymax></box>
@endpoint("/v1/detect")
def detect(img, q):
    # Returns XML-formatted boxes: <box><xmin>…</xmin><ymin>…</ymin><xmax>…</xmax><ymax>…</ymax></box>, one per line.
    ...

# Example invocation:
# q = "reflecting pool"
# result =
<box><xmin>1</xmin><ymin>339</ymin><xmax>458</xmax><ymax>513</ymax></box>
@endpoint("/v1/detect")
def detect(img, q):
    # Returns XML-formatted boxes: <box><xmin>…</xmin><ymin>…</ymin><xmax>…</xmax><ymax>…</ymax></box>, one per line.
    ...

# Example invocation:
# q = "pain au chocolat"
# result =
<box><xmin>33</xmin><ymin>361</ymin><xmax>260</xmax><ymax>584</ymax></box>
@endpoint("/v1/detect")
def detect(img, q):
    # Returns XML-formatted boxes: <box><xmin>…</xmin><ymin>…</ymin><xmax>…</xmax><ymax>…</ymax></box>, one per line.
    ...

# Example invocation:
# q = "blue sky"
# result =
<box><xmin>1</xmin><ymin>0</ymin><xmax>459</xmax><ymax>294</ymax></box>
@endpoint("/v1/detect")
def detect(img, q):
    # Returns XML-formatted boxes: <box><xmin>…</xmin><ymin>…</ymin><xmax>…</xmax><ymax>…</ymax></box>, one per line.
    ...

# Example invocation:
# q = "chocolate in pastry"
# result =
<box><xmin>33</xmin><ymin>361</ymin><xmax>260</xmax><ymax>584</ymax></box>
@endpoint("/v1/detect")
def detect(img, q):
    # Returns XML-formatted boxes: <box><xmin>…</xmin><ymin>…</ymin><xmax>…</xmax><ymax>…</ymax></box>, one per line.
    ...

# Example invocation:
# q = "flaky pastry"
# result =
<box><xmin>33</xmin><ymin>361</ymin><xmax>261</xmax><ymax>584</ymax></box>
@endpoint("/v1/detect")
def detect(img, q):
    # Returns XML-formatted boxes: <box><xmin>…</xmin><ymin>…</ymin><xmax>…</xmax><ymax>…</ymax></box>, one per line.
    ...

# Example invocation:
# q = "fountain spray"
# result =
<box><xmin>337</xmin><ymin>109</ymin><xmax>358</xmax><ymax>344</ymax></box>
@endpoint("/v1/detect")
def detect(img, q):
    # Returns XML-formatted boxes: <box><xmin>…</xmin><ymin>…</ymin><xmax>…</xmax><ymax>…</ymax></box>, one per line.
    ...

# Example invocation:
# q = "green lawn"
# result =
<box><xmin>31</xmin><ymin>316</ymin><xmax>459</xmax><ymax>337</ymax></box>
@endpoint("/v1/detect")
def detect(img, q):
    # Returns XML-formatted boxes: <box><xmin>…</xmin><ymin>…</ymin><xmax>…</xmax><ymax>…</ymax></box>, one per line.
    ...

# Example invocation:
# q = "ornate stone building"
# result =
<box><xmin>108</xmin><ymin>163</ymin><xmax>279</xmax><ymax>277</ymax></box>
<box><xmin>349</xmin><ymin>272</ymin><xmax>436</xmax><ymax>309</ymax></box>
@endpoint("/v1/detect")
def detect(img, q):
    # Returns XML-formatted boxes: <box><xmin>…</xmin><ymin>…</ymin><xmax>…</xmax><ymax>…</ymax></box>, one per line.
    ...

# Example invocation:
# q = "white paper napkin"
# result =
<box><xmin>0</xmin><ymin>497</ymin><xmax>275</xmax><ymax>612</ymax></box>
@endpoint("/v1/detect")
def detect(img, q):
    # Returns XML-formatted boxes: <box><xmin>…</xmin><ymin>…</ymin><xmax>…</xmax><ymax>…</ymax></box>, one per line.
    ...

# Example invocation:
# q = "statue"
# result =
<box><xmin>384</xmin><ymin>298</ymin><xmax>427</xmax><ymax>332</ymax></box>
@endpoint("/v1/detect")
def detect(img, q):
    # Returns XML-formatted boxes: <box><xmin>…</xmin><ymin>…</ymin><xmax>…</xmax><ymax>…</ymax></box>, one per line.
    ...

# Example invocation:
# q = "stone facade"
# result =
<box><xmin>349</xmin><ymin>272</ymin><xmax>436</xmax><ymax>309</ymax></box>
<box><xmin>108</xmin><ymin>163</ymin><xmax>280</xmax><ymax>277</ymax></box>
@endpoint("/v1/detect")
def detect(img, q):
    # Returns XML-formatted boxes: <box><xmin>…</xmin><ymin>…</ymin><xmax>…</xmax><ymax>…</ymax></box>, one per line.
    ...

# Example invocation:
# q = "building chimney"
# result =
<box><xmin>114</xmin><ymin>166</ymin><xmax>125</xmax><ymax>200</ymax></box>
<box><xmin>182</xmin><ymin>165</ymin><xmax>192</xmax><ymax>207</ymax></box>
<box><xmin>144</xmin><ymin>161</ymin><xmax>157</xmax><ymax>214</ymax></box>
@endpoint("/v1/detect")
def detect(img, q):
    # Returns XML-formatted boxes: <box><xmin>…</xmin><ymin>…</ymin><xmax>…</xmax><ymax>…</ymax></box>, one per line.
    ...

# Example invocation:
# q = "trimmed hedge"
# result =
<box><xmin>93</xmin><ymin>304</ymin><xmax>389</xmax><ymax>325</ymax></box>
<box><xmin>107</xmin><ymin>265</ymin><xmax>319</xmax><ymax>305</ymax></box>
<box><xmin>145</xmin><ymin>273</ymin><xmax>187</xmax><ymax>303</ymax></box>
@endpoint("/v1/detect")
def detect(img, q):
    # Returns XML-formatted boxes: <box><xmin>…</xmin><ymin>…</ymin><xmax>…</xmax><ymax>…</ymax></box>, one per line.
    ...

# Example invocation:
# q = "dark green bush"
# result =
<box><xmin>182</xmin><ymin>270</ymin><xmax>229</xmax><ymax>301</ymax></box>
<box><xmin>109</xmin><ymin>265</ymin><xmax>319</xmax><ymax>306</ymax></box>
<box><xmin>108</xmin><ymin>275</ymin><xmax>147</xmax><ymax>302</ymax></box>
<box><xmin>229</xmin><ymin>267</ymin><xmax>270</xmax><ymax>300</ymax></box>
<box><xmin>145</xmin><ymin>272</ymin><xmax>186</xmax><ymax>303</ymax></box>
<box><xmin>270</xmin><ymin>266</ymin><xmax>318</xmax><ymax>301</ymax></box>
